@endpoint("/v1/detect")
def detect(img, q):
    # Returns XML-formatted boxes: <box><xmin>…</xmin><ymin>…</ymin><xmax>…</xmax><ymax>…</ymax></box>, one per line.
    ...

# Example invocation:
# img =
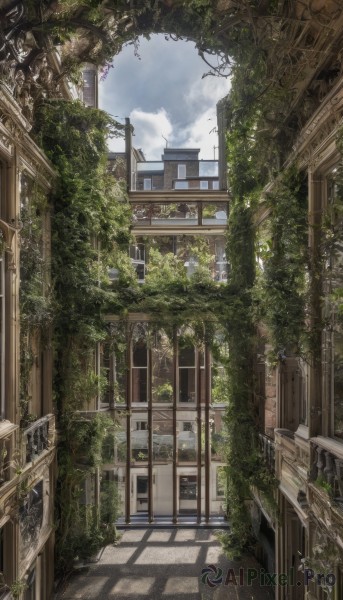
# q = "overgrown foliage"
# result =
<box><xmin>255</xmin><ymin>168</ymin><xmax>308</xmax><ymax>359</ymax></box>
<box><xmin>35</xmin><ymin>100</ymin><xmax>130</xmax><ymax>574</ymax></box>
<box><xmin>19</xmin><ymin>176</ymin><xmax>52</xmax><ymax>424</ymax></box>
<box><xmin>218</xmin><ymin>198</ymin><xmax>277</xmax><ymax>558</ymax></box>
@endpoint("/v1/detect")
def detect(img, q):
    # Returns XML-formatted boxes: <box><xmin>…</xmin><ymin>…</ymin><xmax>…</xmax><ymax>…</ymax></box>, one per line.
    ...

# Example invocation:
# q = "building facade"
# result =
<box><xmin>247</xmin><ymin>16</ymin><xmax>343</xmax><ymax>600</ymax></box>
<box><xmin>106</xmin><ymin>140</ymin><xmax>230</xmax><ymax>524</ymax></box>
<box><xmin>0</xmin><ymin>45</ymin><xmax>60</xmax><ymax>600</ymax></box>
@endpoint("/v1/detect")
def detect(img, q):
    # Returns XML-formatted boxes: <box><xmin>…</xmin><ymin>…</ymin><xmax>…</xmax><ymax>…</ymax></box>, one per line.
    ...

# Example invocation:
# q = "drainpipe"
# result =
<box><xmin>125</xmin><ymin>118</ymin><xmax>133</xmax><ymax>193</ymax></box>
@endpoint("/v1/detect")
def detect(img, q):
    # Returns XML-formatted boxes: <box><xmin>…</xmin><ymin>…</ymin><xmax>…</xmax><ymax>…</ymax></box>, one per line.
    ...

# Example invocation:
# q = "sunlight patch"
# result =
<box><xmin>163</xmin><ymin>577</ymin><xmax>199</xmax><ymax>594</ymax></box>
<box><xmin>110</xmin><ymin>577</ymin><xmax>155</xmax><ymax>595</ymax></box>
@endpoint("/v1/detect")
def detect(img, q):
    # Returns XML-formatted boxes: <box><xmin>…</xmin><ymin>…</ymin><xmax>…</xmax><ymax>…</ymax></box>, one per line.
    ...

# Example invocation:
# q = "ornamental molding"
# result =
<box><xmin>0</xmin><ymin>2</ymin><xmax>63</xmax><ymax>125</ymax></box>
<box><xmin>292</xmin><ymin>78</ymin><xmax>343</xmax><ymax>169</ymax></box>
<box><xmin>0</xmin><ymin>125</ymin><xmax>13</xmax><ymax>157</ymax></box>
<box><xmin>18</xmin><ymin>146</ymin><xmax>55</xmax><ymax>191</ymax></box>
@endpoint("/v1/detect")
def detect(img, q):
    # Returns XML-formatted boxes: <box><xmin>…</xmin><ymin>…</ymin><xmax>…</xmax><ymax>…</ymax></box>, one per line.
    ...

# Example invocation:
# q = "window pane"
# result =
<box><xmin>153</xmin><ymin>411</ymin><xmax>173</xmax><ymax>461</ymax></box>
<box><xmin>179</xmin><ymin>476</ymin><xmax>197</xmax><ymax>499</ymax></box>
<box><xmin>175</xmin><ymin>181</ymin><xmax>189</xmax><ymax>189</ymax></box>
<box><xmin>179</xmin><ymin>368</ymin><xmax>195</xmax><ymax>402</ymax></box>
<box><xmin>133</xmin><ymin>341</ymin><xmax>147</xmax><ymax>367</ymax></box>
<box><xmin>179</xmin><ymin>346</ymin><xmax>195</xmax><ymax>367</ymax></box>
<box><xmin>132</xmin><ymin>368</ymin><xmax>147</xmax><ymax>402</ymax></box>
<box><xmin>178</xmin><ymin>164</ymin><xmax>186</xmax><ymax>179</ymax></box>
<box><xmin>334</xmin><ymin>331</ymin><xmax>343</xmax><ymax>439</ymax></box>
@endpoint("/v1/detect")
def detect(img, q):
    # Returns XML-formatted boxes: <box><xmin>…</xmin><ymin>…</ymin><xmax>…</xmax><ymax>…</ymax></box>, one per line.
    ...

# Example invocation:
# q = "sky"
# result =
<box><xmin>99</xmin><ymin>34</ymin><xmax>230</xmax><ymax>161</ymax></box>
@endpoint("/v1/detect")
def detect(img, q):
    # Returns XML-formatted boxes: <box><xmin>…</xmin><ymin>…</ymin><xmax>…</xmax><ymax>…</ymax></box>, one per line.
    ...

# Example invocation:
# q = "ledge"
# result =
<box><xmin>0</xmin><ymin>420</ymin><xmax>18</xmax><ymax>438</ymax></box>
<box><xmin>129</xmin><ymin>190</ymin><xmax>230</xmax><ymax>203</ymax></box>
<box><xmin>311</xmin><ymin>436</ymin><xmax>343</xmax><ymax>460</ymax></box>
<box><xmin>275</xmin><ymin>428</ymin><xmax>295</xmax><ymax>439</ymax></box>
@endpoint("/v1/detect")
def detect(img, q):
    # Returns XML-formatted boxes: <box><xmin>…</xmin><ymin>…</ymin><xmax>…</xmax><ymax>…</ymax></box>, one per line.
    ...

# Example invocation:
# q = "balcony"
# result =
<box><xmin>131</xmin><ymin>201</ymin><xmax>228</xmax><ymax>229</ymax></box>
<box><xmin>0</xmin><ymin>421</ymin><xmax>17</xmax><ymax>487</ymax></box>
<box><xmin>23</xmin><ymin>414</ymin><xmax>55</xmax><ymax>465</ymax></box>
<box><xmin>310</xmin><ymin>436</ymin><xmax>343</xmax><ymax>504</ymax></box>
<box><xmin>259</xmin><ymin>433</ymin><xmax>275</xmax><ymax>471</ymax></box>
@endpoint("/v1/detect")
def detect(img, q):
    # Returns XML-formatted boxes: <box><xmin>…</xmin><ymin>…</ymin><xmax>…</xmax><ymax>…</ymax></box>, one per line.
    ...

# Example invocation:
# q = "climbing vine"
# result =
<box><xmin>34</xmin><ymin>99</ymin><xmax>131</xmax><ymax>575</ymax></box>
<box><xmin>255</xmin><ymin>168</ymin><xmax>308</xmax><ymax>359</ymax></box>
<box><xmin>19</xmin><ymin>176</ymin><xmax>53</xmax><ymax>424</ymax></box>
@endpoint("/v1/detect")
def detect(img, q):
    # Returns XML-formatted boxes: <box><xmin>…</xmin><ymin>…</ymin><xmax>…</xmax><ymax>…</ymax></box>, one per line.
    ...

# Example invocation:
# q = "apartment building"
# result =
<box><xmin>0</xmin><ymin>41</ymin><xmax>59</xmax><ymax>600</ymax></box>
<box><xmin>135</xmin><ymin>147</ymin><xmax>220</xmax><ymax>192</ymax></box>
<box><xmin>106</xmin><ymin>136</ymin><xmax>229</xmax><ymax>523</ymax></box>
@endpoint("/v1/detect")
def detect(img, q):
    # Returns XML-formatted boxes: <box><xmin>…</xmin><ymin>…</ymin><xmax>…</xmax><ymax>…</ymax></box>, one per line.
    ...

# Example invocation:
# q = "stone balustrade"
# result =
<box><xmin>0</xmin><ymin>421</ymin><xmax>17</xmax><ymax>487</ymax></box>
<box><xmin>23</xmin><ymin>415</ymin><xmax>54</xmax><ymax>464</ymax></box>
<box><xmin>311</xmin><ymin>436</ymin><xmax>343</xmax><ymax>501</ymax></box>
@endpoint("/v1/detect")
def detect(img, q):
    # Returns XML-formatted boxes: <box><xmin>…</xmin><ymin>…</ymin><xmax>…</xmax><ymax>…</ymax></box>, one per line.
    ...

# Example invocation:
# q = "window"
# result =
<box><xmin>200</xmin><ymin>180</ymin><xmax>208</xmax><ymax>190</ymax></box>
<box><xmin>137</xmin><ymin>475</ymin><xmax>148</xmax><ymax>494</ymax></box>
<box><xmin>143</xmin><ymin>178</ymin><xmax>152</xmax><ymax>190</ymax></box>
<box><xmin>333</xmin><ymin>331</ymin><xmax>343</xmax><ymax>439</ymax></box>
<box><xmin>179</xmin><ymin>476</ymin><xmax>197</xmax><ymax>499</ymax></box>
<box><xmin>216</xmin><ymin>467</ymin><xmax>225</xmax><ymax>497</ymax></box>
<box><xmin>178</xmin><ymin>164</ymin><xmax>186</xmax><ymax>179</ymax></box>
<box><xmin>0</xmin><ymin>253</ymin><xmax>4</xmax><ymax>419</ymax></box>
<box><xmin>212</xmin><ymin>180</ymin><xmax>219</xmax><ymax>190</ymax></box>
<box><xmin>183</xmin><ymin>422</ymin><xmax>193</xmax><ymax>432</ymax></box>
<box><xmin>0</xmin><ymin>522</ymin><xmax>13</xmax><ymax>593</ymax></box>
<box><xmin>326</xmin><ymin>176</ymin><xmax>343</xmax><ymax>438</ymax></box>
<box><xmin>19</xmin><ymin>481</ymin><xmax>44</xmax><ymax>557</ymax></box>
<box><xmin>174</xmin><ymin>181</ymin><xmax>189</xmax><ymax>190</ymax></box>
<box><xmin>0</xmin><ymin>526</ymin><xmax>3</xmax><ymax>577</ymax></box>
<box><xmin>132</xmin><ymin>339</ymin><xmax>148</xmax><ymax>402</ymax></box>
<box><xmin>136</xmin><ymin>421</ymin><xmax>148</xmax><ymax>430</ymax></box>
<box><xmin>24</xmin><ymin>569</ymin><xmax>36</xmax><ymax>600</ymax></box>
<box><xmin>179</xmin><ymin>344</ymin><xmax>196</xmax><ymax>403</ymax></box>
<box><xmin>134</xmin><ymin>263</ymin><xmax>145</xmax><ymax>282</ymax></box>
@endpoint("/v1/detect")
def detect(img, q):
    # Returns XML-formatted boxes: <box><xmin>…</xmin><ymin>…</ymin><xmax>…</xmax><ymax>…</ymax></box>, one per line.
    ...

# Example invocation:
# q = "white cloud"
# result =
<box><xmin>182</xmin><ymin>107</ymin><xmax>219</xmax><ymax>159</ymax></box>
<box><xmin>183</xmin><ymin>73</ymin><xmax>230</xmax><ymax>109</ymax></box>
<box><xmin>129</xmin><ymin>108</ymin><xmax>174</xmax><ymax>160</ymax></box>
<box><xmin>100</xmin><ymin>34</ymin><xmax>231</xmax><ymax>159</ymax></box>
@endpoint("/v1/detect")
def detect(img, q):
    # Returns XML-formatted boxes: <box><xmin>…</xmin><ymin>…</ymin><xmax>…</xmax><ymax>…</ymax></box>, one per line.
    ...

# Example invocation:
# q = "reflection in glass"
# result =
<box><xmin>152</xmin><ymin>332</ymin><xmax>173</xmax><ymax>403</ymax></box>
<box><xmin>202</xmin><ymin>202</ymin><xmax>227</xmax><ymax>225</ymax></box>
<box><xmin>133</xmin><ymin>340</ymin><xmax>147</xmax><ymax>403</ymax></box>
<box><xmin>153</xmin><ymin>411</ymin><xmax>173</xmax><ymax>461</ymax></box>
<box><xmin>179</xmin><ymin>344</ymin><xmax>196</xmax><ymax>403</ymax></box>
<box><xmin>334</xmin><ymin>330</ymin><xmax>343</xmax><ymax>439</ymax></box>
<box><xmin>178</xmin><ymin>421</ymin><xmax>196</xmax><ymax>461</ymax></box>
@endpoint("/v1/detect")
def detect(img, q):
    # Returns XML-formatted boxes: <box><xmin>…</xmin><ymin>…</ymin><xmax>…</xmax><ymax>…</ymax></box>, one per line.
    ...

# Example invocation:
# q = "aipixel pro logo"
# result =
<box><xmin>201</xmin><ymin>565</ymin><xmax>223</xmax><ymax>588</ymax></box>
<box><xmin>201</xmin><ymin>565</ymin><xmax>337</xmax><ymax>589</ymax></box>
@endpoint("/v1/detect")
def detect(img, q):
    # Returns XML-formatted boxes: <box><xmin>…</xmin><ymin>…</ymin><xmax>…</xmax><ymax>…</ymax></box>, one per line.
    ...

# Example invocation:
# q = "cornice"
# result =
<box><xmin>289</xmin><ymin>77</ymin><xmax>343</xmax><ymax>170</ymax></box>
<box><xmin>0</xmin><ymin>2</ymin><xmax>68</xmax><ymax>126</ymax></box>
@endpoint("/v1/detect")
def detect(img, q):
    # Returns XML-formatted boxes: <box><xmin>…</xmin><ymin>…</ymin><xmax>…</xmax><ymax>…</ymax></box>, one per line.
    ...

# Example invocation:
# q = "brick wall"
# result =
<box><xmin>164</xmin><ymin>160</ymin><xmax>199</xmax><ymax>189</ymax></box>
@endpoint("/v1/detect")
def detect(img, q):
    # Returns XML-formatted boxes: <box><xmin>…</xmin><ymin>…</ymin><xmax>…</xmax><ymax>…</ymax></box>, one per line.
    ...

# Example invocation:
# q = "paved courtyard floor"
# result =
<box><xmin>57</xmin><ymin>528</ymin><xmax>274</xmax><ymax>600</ymax></box>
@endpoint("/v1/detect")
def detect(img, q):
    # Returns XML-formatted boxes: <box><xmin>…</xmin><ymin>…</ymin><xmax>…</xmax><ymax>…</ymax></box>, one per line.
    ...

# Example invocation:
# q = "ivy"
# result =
<box><xmin>19</xmin><ymin>177</ymin><xmax>53</xmax><ymax>424</ymax></box>
<box><xmin>256</xmin><ymin>168</ymin><xmax>308</xmax><ymax>358</ymax></box>
<box><xmin>34</xmin><ymin>100</ymin><xmax>131</xmax><ymax>575</ymax></box>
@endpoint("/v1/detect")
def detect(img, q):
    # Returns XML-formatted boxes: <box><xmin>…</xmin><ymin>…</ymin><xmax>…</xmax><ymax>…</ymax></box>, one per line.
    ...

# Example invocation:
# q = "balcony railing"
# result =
<box><xmin>23</xmin><ymin>415</ymin><xmax>54</xmax><ymax>464</ymax></box>
<box><xmin>0</xmin><ymin>424</ymin><xmax>17</xmax><ymax>488</ymax></box>
<box><xmin>311</xmin><ymin>436</ymin><xmax>343</xmax><ymax>502</ymax></box>
<box><xmin>131</xmin><ymin>201</ymin><xmax>227</xmax><ymax>227</ymax></box>
<box><xmin>259</xmin><ymin>433</ymin><xmax>275</xmax><ymax>471</ymax></box>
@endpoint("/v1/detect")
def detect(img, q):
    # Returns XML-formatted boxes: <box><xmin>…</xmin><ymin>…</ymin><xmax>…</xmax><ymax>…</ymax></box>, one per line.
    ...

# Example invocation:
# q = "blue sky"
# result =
<box><xmin>99</xmin><ymin>34</ymin><xmax>230</xmax><ymax>160</ymax></box>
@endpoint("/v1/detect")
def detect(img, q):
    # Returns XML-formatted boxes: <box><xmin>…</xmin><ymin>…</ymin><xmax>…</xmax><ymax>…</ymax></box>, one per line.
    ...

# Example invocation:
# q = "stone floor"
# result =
<box><xmin>56</xmin><ymin>528</ymin><xmax>274</xmax><ymax>600</ymax></box>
